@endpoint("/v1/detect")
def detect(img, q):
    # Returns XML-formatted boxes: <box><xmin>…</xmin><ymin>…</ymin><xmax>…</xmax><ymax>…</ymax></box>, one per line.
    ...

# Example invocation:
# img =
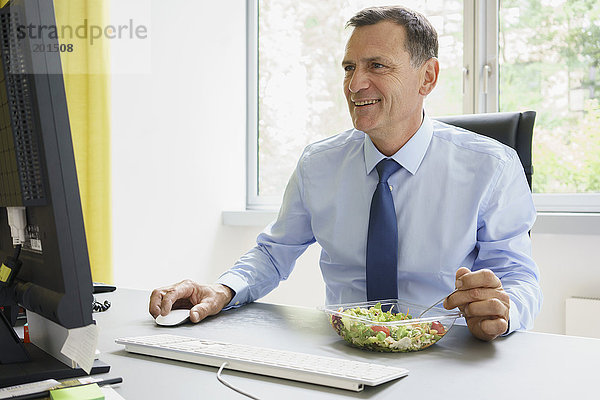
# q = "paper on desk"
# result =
<box><xmin>102</xmin><ymin>387</ymin><xmax>126</xmax><ymax>400</ymax></box>
<box><xmin>60</xmin><ymin>324</ymin><xmax>99</xmax><ymax>374</ymax></box>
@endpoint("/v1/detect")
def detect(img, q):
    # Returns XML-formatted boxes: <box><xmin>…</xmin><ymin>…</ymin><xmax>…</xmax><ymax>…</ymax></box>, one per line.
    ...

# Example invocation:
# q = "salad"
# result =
<box><xmin>329</xmin><ymin>302</ymin><xmax>448</xmax><ymax>352</ymax></box>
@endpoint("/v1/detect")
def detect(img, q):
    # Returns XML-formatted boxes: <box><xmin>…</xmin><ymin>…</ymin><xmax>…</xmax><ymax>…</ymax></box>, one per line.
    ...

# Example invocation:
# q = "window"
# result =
<box><xmin>248</xmin><ymin>0</ymin><xmax>600</xmax><ymax>211</ymax></box>
<box><xmin>249</xmin><ymin>0</ymin><xmax>464</xmax><ymax>208</ymax></box>
<box><xmin>499</xmin><ymin>0</ymin><xmax>600</xmax><ymax>210</ymax></box>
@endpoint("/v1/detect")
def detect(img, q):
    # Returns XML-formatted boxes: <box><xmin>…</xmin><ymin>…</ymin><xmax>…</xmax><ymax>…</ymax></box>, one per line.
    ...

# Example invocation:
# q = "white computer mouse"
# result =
<box><xmin>154</xmin><ymin>309</ymin><xmax>191</xmax><ymax>327</ymax></box>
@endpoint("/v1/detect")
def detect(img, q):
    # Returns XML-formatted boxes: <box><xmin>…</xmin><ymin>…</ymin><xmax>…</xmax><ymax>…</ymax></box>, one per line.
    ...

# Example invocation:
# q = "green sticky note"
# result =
<box><xmin>50</xmin><ymin>383</ymin><xmax>104</xmax><ymax>400</ymax></box>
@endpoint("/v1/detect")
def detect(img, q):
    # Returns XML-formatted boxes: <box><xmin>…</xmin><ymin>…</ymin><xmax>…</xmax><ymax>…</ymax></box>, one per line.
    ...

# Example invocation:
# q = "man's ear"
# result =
<box><xmin>419</xmin><ymin>57</ymin><xmax>439</xmax><ymax>96</ymax></box>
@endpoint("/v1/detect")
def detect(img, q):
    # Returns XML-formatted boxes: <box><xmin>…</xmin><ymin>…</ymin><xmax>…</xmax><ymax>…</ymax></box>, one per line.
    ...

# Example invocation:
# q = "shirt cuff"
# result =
<box><xmin>501</xmin><ymin>299</ymin><xmax>518</xmax><ymax>336</ymax></box>
<box><xmin>215</xmin><ymin>273</ymin><xmax>249</xmax><ymax>310</ymax></box>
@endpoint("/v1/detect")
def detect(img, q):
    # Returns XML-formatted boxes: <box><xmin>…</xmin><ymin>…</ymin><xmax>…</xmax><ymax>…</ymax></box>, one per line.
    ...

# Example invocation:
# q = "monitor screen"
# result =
<box><xmin>0</xmin><ymin>0</ymin><xmax>109</xmax><ymax>387</ymax></box>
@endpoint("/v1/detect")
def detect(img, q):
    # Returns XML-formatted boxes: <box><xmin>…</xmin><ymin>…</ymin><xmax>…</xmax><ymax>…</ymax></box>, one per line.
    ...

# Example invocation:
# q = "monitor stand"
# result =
<box><xmin>0</xmin><ymin>308</ymin><xmax>30</xmax><ymax>364</ymax></box>
<box><xmin>0</xmin><ymin>309</ymin><xmax>110</xmax><ymax>388</ymax></box>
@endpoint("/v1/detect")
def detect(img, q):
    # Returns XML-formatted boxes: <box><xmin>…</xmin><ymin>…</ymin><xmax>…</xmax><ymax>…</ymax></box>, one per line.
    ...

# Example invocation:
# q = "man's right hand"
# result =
<box><xmin>149</xmin><ymin>280</ymin><xmax>234</xmax><ymax>323</ymax></box>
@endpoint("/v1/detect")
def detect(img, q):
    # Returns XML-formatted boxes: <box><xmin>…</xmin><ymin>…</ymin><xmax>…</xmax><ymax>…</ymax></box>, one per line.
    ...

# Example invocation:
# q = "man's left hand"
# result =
<box><xmin>444</xmin><ymin>267</ymin><xmax>510</xmax><ymax>341</ymax></box>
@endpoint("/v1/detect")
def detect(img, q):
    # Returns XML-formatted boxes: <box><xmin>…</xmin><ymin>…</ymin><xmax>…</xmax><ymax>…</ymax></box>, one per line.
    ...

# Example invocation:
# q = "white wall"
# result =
<box><xmin>530</xmin><ymin>233</ymin><xmax>600</xmax><ymax>334</ymax></box>
<box><xmin>111</xmin><ymin>1</ymin><xmax>600</xmax><ymax>336</ymax></box>
<box><xmin>111</xmin><ymin>0</ymin><xmax>249</xmax><ymax>289</ymax></box>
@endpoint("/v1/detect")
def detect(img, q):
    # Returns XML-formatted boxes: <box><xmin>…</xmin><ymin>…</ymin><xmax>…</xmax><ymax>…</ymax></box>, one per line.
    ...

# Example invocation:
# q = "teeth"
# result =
<box><xmin>354</xmin><ymin>99</ymin><xmax>380</xmax><ymax>106</ymax></box>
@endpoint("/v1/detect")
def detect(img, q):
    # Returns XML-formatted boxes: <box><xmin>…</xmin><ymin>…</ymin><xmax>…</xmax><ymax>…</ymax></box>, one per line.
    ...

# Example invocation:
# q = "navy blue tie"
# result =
<box><xmin>366</xmin><ymin>158</ymin><xmax>401</xmax><ymax>301</ymax></box>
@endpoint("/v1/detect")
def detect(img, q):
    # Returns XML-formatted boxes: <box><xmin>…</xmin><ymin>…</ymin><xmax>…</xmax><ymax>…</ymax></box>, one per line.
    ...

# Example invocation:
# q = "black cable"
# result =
<box><xmin>13</xmin><ymin>244</ymin><xmax>22</xmax><ymax>260</ymax></box>
<box><xmin>92</xmin><ymin>298</ymin><xmax>111</xmax><ymax>312</ymax></box>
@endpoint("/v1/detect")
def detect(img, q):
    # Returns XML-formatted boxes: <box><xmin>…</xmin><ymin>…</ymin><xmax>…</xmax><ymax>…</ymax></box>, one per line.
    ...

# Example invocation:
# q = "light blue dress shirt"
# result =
<box><xmin>217</xmin><ymin>115</ymin><xmax>542</xmax><ymax>333</ymax></box>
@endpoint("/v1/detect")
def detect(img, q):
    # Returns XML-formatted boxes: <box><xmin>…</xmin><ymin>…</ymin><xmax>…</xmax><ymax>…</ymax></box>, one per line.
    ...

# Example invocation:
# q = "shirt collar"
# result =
<box><xmin>363</xmin><ymin>113</ymin><xmax>433</xmax><ymax>176</ymax></box>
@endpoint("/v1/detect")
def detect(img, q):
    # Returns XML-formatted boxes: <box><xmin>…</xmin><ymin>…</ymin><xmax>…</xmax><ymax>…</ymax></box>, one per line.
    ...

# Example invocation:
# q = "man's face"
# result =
<box><xmin>342</xmin><ymin>21</ymin><xmax>427</xmax><ymax>144</ymax></box>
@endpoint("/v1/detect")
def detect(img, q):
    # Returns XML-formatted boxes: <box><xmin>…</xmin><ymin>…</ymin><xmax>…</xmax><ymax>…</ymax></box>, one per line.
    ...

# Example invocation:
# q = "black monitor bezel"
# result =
<box><xmin>0</xmin><ymin>0</ymin><xmax>106</xmax><ymax>387</ymax></box>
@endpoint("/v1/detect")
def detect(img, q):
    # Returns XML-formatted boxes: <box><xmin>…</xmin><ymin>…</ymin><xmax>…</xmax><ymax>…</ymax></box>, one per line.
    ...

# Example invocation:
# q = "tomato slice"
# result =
<box><xmin>430</xmin><ymin>321</ymin><xmax>445</xmax><ymax>334</ymax></box>
<box><xmin>371</xmin><ymin>326</ymin><xmax>390</xmax><ymax>336</ymax></box>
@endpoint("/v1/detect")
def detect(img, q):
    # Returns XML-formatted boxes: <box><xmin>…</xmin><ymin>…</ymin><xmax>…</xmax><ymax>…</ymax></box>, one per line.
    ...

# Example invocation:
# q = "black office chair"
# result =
<box><xmin>434</xmin><ymin>111</ymin><xmax>536</xmax><ymax>190</ymax></box>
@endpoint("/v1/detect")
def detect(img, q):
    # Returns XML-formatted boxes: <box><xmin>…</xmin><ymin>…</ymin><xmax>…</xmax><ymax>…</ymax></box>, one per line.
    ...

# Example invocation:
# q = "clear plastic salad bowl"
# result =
<box><xmin>321</xmin><ymin>299</ymin><xmax>462</xmax><ymax>352</ymax></box>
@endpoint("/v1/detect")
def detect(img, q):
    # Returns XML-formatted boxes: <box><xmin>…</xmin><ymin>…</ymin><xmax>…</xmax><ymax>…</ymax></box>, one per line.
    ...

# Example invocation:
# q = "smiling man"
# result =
<box><xmin>150</xmin><ymin>6</ymin><xmax>542</xmax><ymax>341</ymax></box>
<box><xmin>342</xmin><ymin>20</ymin><xmax>437</xmax><ymax>156</ymax></box>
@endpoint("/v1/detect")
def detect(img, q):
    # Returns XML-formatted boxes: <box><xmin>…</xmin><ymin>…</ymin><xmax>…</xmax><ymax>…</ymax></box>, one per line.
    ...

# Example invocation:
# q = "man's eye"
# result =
<box><xmin>343</xmin><ymin>65</ymin><xmax>355</xmax><ymax>72</ymax></box>
<box><xmin>372</xmin><ymin>63</ymin><xmax>385</xmax><ymax>69</ymax></box>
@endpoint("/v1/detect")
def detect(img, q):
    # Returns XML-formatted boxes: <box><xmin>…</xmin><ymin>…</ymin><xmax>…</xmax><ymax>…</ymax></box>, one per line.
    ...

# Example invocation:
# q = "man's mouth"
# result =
<box><xmin>353</xmin><ymin>99</ymin><xmax>381</xmax><ymax>107</ymax></box>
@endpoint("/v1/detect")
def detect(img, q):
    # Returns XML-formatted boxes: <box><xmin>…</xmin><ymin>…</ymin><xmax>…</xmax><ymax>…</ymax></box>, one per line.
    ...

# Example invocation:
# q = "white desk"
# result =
<box><xmin>94</xmin><ymin>289</ymin><xmax>596</xmax><ymax>398</ymax></box>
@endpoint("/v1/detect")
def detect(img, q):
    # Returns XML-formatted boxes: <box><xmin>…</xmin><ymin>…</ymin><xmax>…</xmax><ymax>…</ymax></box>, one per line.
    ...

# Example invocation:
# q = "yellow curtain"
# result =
<box><xmin>0</xmin><ymin>0</ymin><xmax>111</xmax><ymax>282</ymax></box>
<box><xmin>53</xmin><ymin>0</ymin><xmax>112</xmax><ymax>283</ymax></box>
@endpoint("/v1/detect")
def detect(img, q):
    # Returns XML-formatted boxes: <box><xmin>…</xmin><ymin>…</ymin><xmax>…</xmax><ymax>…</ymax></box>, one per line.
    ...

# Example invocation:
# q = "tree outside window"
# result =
<box><xmin>499</xmin><ymin>0</ymin><xmax>600</xmax><ymax>193</ymax></box>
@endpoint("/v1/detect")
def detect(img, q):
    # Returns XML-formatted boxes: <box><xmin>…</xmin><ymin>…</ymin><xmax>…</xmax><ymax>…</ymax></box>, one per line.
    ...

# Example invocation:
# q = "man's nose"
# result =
<box><xmin>348</xmin><ymin>68</ymin><xmax>369</xmax><ymax>93</ymax></box>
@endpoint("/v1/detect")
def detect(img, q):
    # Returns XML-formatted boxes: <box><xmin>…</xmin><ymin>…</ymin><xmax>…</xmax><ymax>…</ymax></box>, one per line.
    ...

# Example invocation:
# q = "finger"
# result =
<box><xmin>480</xmin><ymin>317</ymin><xmax>509</xmax><ymax>338</ymax></box>
<box><xmin>159</xmin><ymin>287</ymin><xmax>187</xmax><ymax>316</ymax></box>
<box><xmin>467</xmin><ymin>317</ymin><xmax>506</xmax><ymax>341</ymax></box>
<box><xmin>190</xmin><ymin>297</ymin><xmax>222</xmax><ymax>323</ymax></box>
<box><xmin>155</xmin><ymin>281</ymin><xmax>196</xmax><ymax>317</ymax></box>
<box><xmin>149</xmin><ymin>289</ymin><xmax>163</xmax><ymax>318</ymax></box>
<box><xmin>446</xmin><ymin>287</ymin><xmax>509</xmax><ymax>310</ymax></box>
<box><xmin>455</xmin><ymin>267</ymin><xmax>471</xmax><ymax>280</ymax></box>
<box><xmin>457</xmin><ymin>269</ymin><xmax>502</xmax><ymax>290</ymax></box>
<box><xmin>466</xmin><ymin>316</ymin><xmax>486</xmax><ymax>340</ymax></box>
<box><xmin>465</xmin><ymin>315</ymin><xmax>508</xmax><ymax>341</ymax></box>
<box><xmin>442</xmin><ymin>267</ymin><xmax>472</xmax><ymax>309</ymax></box>
<box><xmin>464</xmin><ymin>298</ymin><xmax>509</xmax><ymax>319</ymax></box>
<box><xmin>149</xmin><ymin>286</ymin><xmax>183</xmax><ymax>317</ymax></box>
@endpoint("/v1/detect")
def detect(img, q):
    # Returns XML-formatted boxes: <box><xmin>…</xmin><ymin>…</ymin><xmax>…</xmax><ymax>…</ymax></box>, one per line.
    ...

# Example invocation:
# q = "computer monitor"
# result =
<box><xmin>0</xmin><ymin>0</ymin><xmax>109</xmax><ymax>387</ymax></box>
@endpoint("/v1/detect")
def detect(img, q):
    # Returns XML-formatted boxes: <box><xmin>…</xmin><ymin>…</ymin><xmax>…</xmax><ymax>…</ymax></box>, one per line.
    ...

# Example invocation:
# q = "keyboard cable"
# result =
<box><xmin>217</xmin><ymin>362</ymin><xmax>261</xmax><ymax>400</ymax></box>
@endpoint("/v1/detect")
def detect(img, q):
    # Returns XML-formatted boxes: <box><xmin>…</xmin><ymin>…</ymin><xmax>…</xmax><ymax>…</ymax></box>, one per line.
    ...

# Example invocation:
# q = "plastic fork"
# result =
<box><xmin>418</xmin><ymin>289</ymin><xmax>459</xmax><ymax>318</ymax></box>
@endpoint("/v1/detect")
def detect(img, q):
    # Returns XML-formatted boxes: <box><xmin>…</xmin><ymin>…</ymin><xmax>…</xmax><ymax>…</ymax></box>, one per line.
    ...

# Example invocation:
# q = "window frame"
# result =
<box><xmin>246</xmin><ymin>0</ymin><xmax>600</xmax><ymax>212</ymax></box>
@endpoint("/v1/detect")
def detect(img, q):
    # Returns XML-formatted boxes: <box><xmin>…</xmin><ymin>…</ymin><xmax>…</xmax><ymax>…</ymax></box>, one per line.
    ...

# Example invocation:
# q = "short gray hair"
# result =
<box><xmin>346</xmin><ymin>6</ymin><xmax>438</xmax><ymax>68</ymax></box>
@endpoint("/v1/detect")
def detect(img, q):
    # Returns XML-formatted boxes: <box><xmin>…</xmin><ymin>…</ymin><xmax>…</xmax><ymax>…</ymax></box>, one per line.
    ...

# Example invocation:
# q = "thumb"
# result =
<box><xmin>455</xmin><ymin>267</ymin><xmax>471</xmax><ymax>290</ymax></box>
<box><xmin>190</xmin><ymin>298</ymin><xmax>223</xmax><ymax>323</ymax></box>
<box><xmin>443</xmin><ymin>267</ymin><xmax>472</xmax><ymax>310</ymax></box>
<box><xmin>455</xmin><ymin>266</ymin><xmax>470</xmax><ymax>281</ymax></box>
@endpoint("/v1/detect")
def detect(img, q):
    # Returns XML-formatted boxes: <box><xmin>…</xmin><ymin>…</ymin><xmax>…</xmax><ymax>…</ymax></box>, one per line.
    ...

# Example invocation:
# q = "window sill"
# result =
<box><xmin>222</xmin><ymin>210</ymin><xmax>278</xmax><ymax>227</ymax></box>
<box><xmin>222</xmin><ymin>210</ymin><xmax>600</xmax><ymax>235</ymax></box>
<box><xmin>530</xmin><ymin>212</ymin><xmax>600</xmax><ymax>235</ymax></box>
<box><xmin>533</xmin><ymin>193</ymin><xmax>600</xmax><ymax>213</ymax></box>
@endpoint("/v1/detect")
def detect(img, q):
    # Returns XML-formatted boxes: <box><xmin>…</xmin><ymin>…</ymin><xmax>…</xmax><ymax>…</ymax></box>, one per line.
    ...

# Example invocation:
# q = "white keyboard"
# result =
<box><xmin>116</xmin><ymin>334</ymin><xmax>408</xmax><ymax>392</ymax></box>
